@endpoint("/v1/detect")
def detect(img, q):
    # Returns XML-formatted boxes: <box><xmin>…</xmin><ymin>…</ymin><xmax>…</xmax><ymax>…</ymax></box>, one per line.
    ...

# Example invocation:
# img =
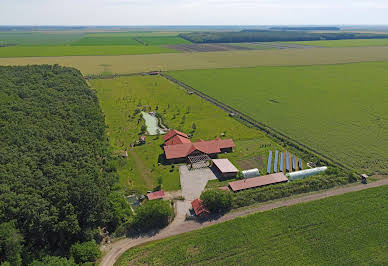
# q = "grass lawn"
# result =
<box><xmin>287</xmin><ymin>38</ymin><xmax>388</xmax><ymax>47</ymax></box>
<box><xmin>0</xmin><ymin>45</ymin><xmax>177</xmax><ymax>57</ymax></box>
<box><xmin>116</xmin><ymin>185</ymin><xmax>388</xmax><ymax>265</ymax></box>
<box><xmin>91</xmin><ymin>75</ymin><xmax>281</xmax><ymax>192</ymax></box>
<box><xmin>2</xmin><ymin>47</ymin><xmax>388</xmax><ymax>74</ymax></box>
<box><xmin>169</xmin><ymin>61</ymin><xmax>388</xmax><ymax>174</ymax></box>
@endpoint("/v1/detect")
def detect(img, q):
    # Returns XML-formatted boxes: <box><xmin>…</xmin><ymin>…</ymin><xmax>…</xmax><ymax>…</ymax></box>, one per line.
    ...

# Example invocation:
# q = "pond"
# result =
<box><xmin>141</xmin><ymin>111</ymin><xmax>168</xmax><ymax>135</ymax></box>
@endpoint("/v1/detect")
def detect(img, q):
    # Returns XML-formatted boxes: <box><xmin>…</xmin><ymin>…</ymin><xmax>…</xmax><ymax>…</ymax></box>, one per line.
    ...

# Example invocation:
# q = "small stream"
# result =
<box><xmin>141</xmin><ymin>112</ymin><xmax>168</xmax><ymax>135</ymax></box>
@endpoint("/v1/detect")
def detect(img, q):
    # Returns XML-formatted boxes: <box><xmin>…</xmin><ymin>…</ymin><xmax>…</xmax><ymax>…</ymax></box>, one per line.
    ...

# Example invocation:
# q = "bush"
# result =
<box><xmin>70</xmin><ymin>240</ymin><xmax>100</xmax><ymax>264</ymax></box>
<box><xmin>30</xmin><ymin>256</ymin><xmax>76</xmax><ymax>266</ymax></box>
<box><xmin>200</xmin><ymin>190</ymin><xmax>232</xmax><ymax>213</ymax></box>
<box><xmin>131</xmin><ymin>200</ymin><xmax>172</xmax><ymax>232</ymax></box>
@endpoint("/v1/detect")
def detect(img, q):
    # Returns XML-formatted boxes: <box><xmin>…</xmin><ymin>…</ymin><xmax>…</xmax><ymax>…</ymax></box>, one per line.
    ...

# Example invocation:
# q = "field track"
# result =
<box><xmin>100</xmin><ymin>178</ymin><xmax>388</xmax><ymax>266</ymax></box>
<box><xmin>1</xmin><ymin>46</ymin><xmax>388</xmax><ymax>74</ymax></box>
<box><xmin>160</xmin><ymin>73</ymin><xmax>351</xmax><ymax>171</ymax></box>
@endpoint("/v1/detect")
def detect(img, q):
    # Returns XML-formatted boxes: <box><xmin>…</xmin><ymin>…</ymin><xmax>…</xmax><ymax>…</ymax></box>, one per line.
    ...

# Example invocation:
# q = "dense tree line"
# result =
<box><xmin>0</xmin><ymin>65</ymin><xmax>131</xmax><ymax>264</ymax></box>
<box><xmin>179</xmin><ymin>30</ymin><xmax>388</xmax><ymax>43</ymax></box>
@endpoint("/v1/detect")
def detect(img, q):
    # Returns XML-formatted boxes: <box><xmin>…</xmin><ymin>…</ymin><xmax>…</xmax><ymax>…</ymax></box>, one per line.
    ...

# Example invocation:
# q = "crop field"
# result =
<box><xmin>2</xmin><ymin>46</ymin><xmax>388</xmax><ymax>74</ymax></box>
<box><xmin>91</xmin><ymin>75</ymin><xmax>279</xmax><ymax>192</ymax></box>
<box><xmin>71</xmin><ymin>36</ymin><xmax>142</xmax><ymax>46</ymax></box>
<box><xmin>0</xmin><ymin>45</ymin><xmax>177</xmax><ymax>57</ymax></box>
<box><xmin>287</xmin><ymin>38</ymin><xmax>388</xmax><ymax>47</ymax></box>
<box><xmin>136</xmin><ymin>36</ymin><xmax>191</xmax><ymax>45</ymax></box>
<box><xmin>116</xmin><ymin>185</ymin><xmax>388</xmax><ymax>265</ymax></box>
<box><xmin>169</xmin><ymin>61</ymin><xmax>388</xmax><ymax>174</ymax></box>
<box><xmin>0</xmin><ymin>31</ymin><xmax>85</xmax><ymax>46</ymax></box>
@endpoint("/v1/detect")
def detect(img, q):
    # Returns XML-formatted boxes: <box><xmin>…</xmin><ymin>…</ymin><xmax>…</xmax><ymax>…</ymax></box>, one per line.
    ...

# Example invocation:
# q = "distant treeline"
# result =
<box><xmin>0</xmin><ymin>65</ymin><xmax>131</xmax><ymax>265</ymax></box>
<box><xmin>269</xmin><ymin>26</ymin><xmax>340</xmax><ymax>31</ymax></box>
<box><xmin>179</xmin><ymin>30</ymin><xmax>388</xmax><ymax>43</ymax></box>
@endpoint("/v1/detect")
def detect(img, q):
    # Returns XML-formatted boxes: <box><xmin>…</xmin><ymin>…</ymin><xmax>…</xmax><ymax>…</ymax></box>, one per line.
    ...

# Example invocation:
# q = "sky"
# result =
<box><xmin>1</xmin><ymin>0</ymin><xmax>388</xmax><ymax>25</ymax></box>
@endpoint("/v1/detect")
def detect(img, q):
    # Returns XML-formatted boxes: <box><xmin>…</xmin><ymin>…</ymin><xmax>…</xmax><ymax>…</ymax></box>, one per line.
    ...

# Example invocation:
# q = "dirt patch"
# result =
<box><xmin>237</xmin><ymin>155</ymin><xmax>264</xmax><ymax>170</ymax></box>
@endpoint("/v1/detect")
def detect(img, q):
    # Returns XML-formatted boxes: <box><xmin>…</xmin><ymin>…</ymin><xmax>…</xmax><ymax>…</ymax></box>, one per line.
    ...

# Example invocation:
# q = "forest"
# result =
<box><xmin>0</xmin><ymin>65</ymin><xmax>131</xmax><ymax>265</ymax></box>
<box><xmin>179</xmin><ymin>30</ymin><xmax>388</xmax><ymax>43</ymax></box>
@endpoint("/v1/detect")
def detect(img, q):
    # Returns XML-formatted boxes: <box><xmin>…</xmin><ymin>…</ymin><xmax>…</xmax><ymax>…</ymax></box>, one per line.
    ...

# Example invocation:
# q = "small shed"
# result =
<box><xmin>212</xmin><ymin>159</ymin><xmax>239</xmax><ymax>179</ymax></box>
<box><xmin>191</xmin><ymin>199</ymin><xmax>210</xmax><ymax>217</ymax></box>
<box><xmin>242</xmin><ymin>168</ymin><xmax>260</xmax><ymax>179</ymax></box>
<box><xmin>146</xmin><ymin>190</ymin><xmax>165</xmax><ymax>200</ymax></box>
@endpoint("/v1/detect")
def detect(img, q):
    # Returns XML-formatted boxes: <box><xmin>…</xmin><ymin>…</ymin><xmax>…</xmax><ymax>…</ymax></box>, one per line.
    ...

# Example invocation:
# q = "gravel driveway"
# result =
<box><xmin>179</xmin><ymin>165</ymin><xmax>217</xmax><ymax>201</ymax></box>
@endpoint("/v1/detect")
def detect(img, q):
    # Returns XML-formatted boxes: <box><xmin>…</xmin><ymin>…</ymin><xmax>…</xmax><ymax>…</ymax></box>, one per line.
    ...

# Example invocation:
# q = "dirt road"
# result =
<box><xmin>100</xmin><ymin>178</ymin><xmax>388</xmax><ymax>266</ymax></box>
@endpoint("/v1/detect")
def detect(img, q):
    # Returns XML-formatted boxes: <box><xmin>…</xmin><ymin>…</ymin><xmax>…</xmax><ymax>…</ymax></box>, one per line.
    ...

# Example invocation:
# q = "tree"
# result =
<box><xmin>70</xmin><ymin>240</ymin><xmax>100</xmax><ymax>264</ymax></box>
<box><xmin>131</xmin><ymin>200</ymin><xmax>172</xmax><ymax>232</ymax></box>
<box><xmin>200</xmin><ymin>190</ymin><xmax>232</xmax><ymax>213</ymax></box>
<box><xmin>0</xmin><ymin>221</ymin><xmax>23</xmax><ymax>266</ymax></box>
<box><xmin>191</xmin><ymin>123</ymin><xmax>196</xmax><ymax>132</ymax></box>
<box><xmin>30</xmin><ymin>256</ymin><xmax>76</xmax><ymax>266</ymax></box>
<box><xmin>140</xmin><ymin>125</ymin><xmax>147</xmax><ymax>134</ymax></box>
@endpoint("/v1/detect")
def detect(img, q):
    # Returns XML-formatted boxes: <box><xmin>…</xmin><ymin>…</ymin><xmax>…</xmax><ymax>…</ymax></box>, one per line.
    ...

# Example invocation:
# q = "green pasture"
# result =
<box><xmin>0</xmin><ymin>45</ymin><xmax>177</xmax><ymax>57</ymax></box>
<box><xmin>169</xmin><ymin>61</ymin><xmax>388</xmax><ymax>174</ymax></box>
<box><xmin>287</xmin><ymin>38</ymin><xmax>388</xmax><ymax>47</ymax></box>
<box><xmin>91</xmin><ymin>75</ymin><xmax>280</xmax><ymax>192</ymax></box>
<box><xmin>85</xmin><ymin>32</ymin><xmax>182</xmax><ymax>37</ymax></box>
<box><xmin>71</xmin><ymin>36</ymin><xmax>141</xmax><ymax>46</ymax></box>
<box><xmin>0</xmin><ymin>32</ymin><xmax>85</xmax><ymax>46</ymax></box>
<box><xmin>136</xmin><ymin>36</ymin><xmax>192</xmax><ymax>45</ymax></box>
<box><xmin>116</xmin><ymin>185</ymin><xmax>388</xmax><ymax>265</ymax></box>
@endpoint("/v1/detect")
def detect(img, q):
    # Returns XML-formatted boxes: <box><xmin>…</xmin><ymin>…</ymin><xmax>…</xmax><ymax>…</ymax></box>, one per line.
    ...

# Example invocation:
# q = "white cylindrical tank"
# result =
<box><xmin>242</xmin><ymin>168</ymin><xmax>260</xmax><ymax>178</ymax></box>
<box><xmin>286</xmin><ymin>167</ymin><xmax>328</xmax><ymax>181</ymax></box>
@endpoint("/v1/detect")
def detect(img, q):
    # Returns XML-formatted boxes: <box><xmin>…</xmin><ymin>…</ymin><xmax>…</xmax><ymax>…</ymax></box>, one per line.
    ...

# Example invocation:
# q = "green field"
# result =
<box><xmin>0</xmin><ymin>45</ymin><xmax>177</xmax><ymax>57</ymax></box>
<box><xmin>71</xmin><ymin>36</ymin><xmax>141</xmax><ymax>46</ymax></box>
<box><xmin>136</xmin><ymin>36</ymin><xmax>191</xmax><ymax>45</ymax></box>
<box><xmin>91</xmin><ymin>75</ymin><xmax>280</xmax><ymax>192</ymax></box>
<box><xmin>116</xmin><ymin>185</ymin><xmax>388</xmax><ymax>265</ymax></box>
<box><xmin>169</xmin><ymin>61</ymin><xmax>388</xmax><ymax>174</ymax></box>
<box><xmin>0</xmin><ymin>32</ymin><xmax>85</xmax><ymax>46</ymax></box>
<box><xmin>288</xmin><ymin>38</ymin><xmax>388</xmax><ymax>47</ymax></box>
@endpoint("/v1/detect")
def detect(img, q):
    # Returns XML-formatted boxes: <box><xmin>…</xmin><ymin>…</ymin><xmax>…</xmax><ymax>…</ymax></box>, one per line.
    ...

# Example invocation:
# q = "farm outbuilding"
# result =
<box><xmin>228</xmin><ymin>172</ymin><xmax>288</xmax><ymax>192</ymax></box>
<box><xmin>242</xmin><ymin>168</ymin><xmax>260</xmax><ymax>178</ymax></box>
<box><xmin>191</xmin><ymin>198</ymin><xmax>210</xmax><ymax>217</ymax></box>
<box><xmin>146</xmin><ymin>190</ymin><xmax>165</xmax><ymax>200</ymax></box>
<box><xmin>211</xmin><ymin>159</ymin><xmax>239</xmax><ymax>179</ymax></box>
<box><xmin>286</xmin><ymin>167</ymin><xmax>328</xmax><ymax>181</ymax></box>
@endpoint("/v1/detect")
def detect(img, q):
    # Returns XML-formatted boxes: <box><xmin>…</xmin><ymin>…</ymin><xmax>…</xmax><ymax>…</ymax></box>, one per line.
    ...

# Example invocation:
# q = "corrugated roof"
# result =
<box><xmin>147</xmin><ymin>190</ymin><xmax>165</xmax><ymax>200</ymax></box>
<box><xmin>229</xmin><ymin>173</ymin><xmax>288</xmax><ymax>192</ymax></box>
<box><xmin>212</xmin><ymin>159</ymin><xmax>239</xmax><ymax>173</ymax></box>
<box><xmin>163</xmin><ymin>129</ymin><xmax>189</xmax><ymax>141</ymax></box>
<box><xmin>191</xmin><ymin>198</ymin><xmax>210</xmax><ymax>216</ymax></box>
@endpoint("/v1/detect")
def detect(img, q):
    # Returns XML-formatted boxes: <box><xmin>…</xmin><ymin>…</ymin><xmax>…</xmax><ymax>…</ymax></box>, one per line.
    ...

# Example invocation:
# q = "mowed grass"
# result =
<box><xmin>287</xmin><ymin>38</ymin><xmax>388</xmax><ymax>47</ymax></box>
<box><xmin>71</xmin><ymin>36</ymin><xmax>141</xmax><ymax>46</ymax></box>
<box><xmin>116</xmin><ymin>185</ymin><xmax>388</xmax><ymax>265</ymax></box>
<box><xmin>169</xmin><ymin>61</ymin><xmax>388</xmax><ymax>174</ymax></box>
<box><xmin>137</xmin><ymin>36</ymin><xmax>191</xmax><ymax>45</ymax></box>
<box><xmin>91</xmin><ymin>75</ymin><xmax>280</xmax><ymax>192</ymax></box>
<box><xmin>0</xmin><ymin>45</ymin><xmax>177</xmax><ymax>57</ymax></box>
<box><xmin>2</xmin><ymin>46</ymin><xmax>388</xmax><ymax>74</ymax></box>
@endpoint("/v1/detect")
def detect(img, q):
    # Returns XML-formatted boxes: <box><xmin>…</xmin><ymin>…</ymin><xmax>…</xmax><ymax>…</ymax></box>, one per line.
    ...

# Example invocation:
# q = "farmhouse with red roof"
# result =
<box><xmin>162</xmin><ymin>129</ymin><xmax>235</xmax><ymax>163</ymax></box>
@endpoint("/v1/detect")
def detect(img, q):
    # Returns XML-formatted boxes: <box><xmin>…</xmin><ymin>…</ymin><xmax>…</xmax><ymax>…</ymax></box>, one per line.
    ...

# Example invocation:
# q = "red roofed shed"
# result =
<box><xmin>147</xmin><ymin>190</ymin><xmax>165</xmax><ymax>200</ymax></box>
<box><xmin>229</xmin><ymin>173</ymin><xmax>288</xmax><ymax>192</ymax></box>
<box><xmin>191</xmin><ymin>198</ymin><xmax>210</xmax><ymax>217</ymax></box>
<box><xmin>163</xmin><ymin>129</ymin><xmax>189</xmax><ymax>142</ymax></box>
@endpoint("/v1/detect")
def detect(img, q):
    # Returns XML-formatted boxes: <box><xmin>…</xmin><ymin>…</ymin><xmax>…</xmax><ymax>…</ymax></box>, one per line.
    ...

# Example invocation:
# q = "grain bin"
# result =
<box><xmin>286</xmin><ymin>167</ymin><xmax>328</xmax><ymax>181</ymax></box>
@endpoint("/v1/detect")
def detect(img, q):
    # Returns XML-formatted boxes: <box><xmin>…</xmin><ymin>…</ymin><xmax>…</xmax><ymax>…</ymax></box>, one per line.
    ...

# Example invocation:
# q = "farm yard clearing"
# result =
<box><xmin>2</xmin><ymin>46</ymin><xmax>388</xmax><ymax>74</ymax></box>
<box><xmin>91</xmin><ymin>75</ymin><xmax>281</xmax><ymax>193</ymax></box>
<box><xmin>169</xmin><ymin>61</ymin><xmax>388</xmax><ymax>174</ymax></box>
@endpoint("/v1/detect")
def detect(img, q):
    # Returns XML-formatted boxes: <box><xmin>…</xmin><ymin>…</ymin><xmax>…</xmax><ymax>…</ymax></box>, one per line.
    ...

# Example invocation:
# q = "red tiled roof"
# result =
<box><xmin>147</xmin><ymin>190</ymin><xmax>165</xmax><ymax>200</ymax></box>
<box><xmin>229</xmin><ymin>173</ymin><xmax>288</xmax><ymax>192</ymax></box>
<box><xmin>164</xmin><ymin>138</ymin><xmax>235</xmax><ymax>160</ymax></box>
<box><xmin>192</xmin><ymin>199</ymin><xmax>210</xmax><ymax>216</ymax></box>
<box><xmin>163</xmin><ymin>129</ymin><xmax>189</xmax><ymax>141</ymax></box>
<box><xmin>165</xmin><ymin>135</ymin><xmax>192</xmax><ymax>146</ymax></box>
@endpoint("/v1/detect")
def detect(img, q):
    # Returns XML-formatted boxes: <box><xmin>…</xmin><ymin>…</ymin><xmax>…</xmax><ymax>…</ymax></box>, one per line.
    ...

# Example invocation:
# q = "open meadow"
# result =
<box><xmin>2</xmin><ymin>46</ymin><xmax>388</xmax><ymax>74</ymax></box>
<box><xmin>91</xmin><ymin>75</ymin><xmax>280</xmax><ymax>192</ymax></box>
<box><xmin>116</xmin><ymin>185</ymin><xmax>388</xmax><ymax>265</ymax></box>
<box><xmin>169</xmin><ymin>61</ymin><xmax>388</xmax><ymax>174</ymax></box>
